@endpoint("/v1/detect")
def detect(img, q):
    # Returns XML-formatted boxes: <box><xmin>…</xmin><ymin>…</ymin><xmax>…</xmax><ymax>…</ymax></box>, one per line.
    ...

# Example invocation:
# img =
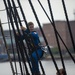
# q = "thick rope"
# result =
<box><xmin>0</xmin><ymin>19</ymin><xmax>15</xmax><ymax>75</ymax></box>
<box><xmin>47</xmin><ymin>0</ymin><xmax>67</xmax><ymax>75</ymax></box>
<box><xmin>3</xmin><ymin>0</ymin><xmax>30</xmax><ymax>75</ymax></box>
<box><xmin>37</xmin><ymin>0</ymin><xmax>75</xmax><ymax>64</ymax></box>
<box><xmin>7</xmin><ymin>13</ymin><xmax>18</xmax><ymax>75</ymax></box>
<box><xmin>6</xmin><ymin>0</ymin><xmax>31</xmax><ymax>74</ymax></box>
<box><xmin>12</xmin><ymin>0</ymin><xmax>46</xmax><ymax>75</ymax></box>
<box><xmin>28</xmin><ymin>0</ymin><xmax>60</xmax><ymax>74</ymax></box>
<box><xmin>61</xmin><ymin>0</ymin><xmax>75</xmax><ymax>53</ymax></box>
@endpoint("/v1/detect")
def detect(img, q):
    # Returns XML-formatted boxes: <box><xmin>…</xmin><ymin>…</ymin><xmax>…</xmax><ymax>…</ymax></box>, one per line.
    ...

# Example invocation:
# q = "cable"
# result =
<box><xmin>61</xmin><ymin>0</ymin><xmax>75</xmax><ymax>53</ymax></box>
<box><xmin>37</xmin><ymin>0</ymin><xmax>75</xmax><ymax>64</ymax></box>
<box><xmin>47</xmin><ymin>0</ymin><xmax>67</xmax><ymax>75</ymax></box>
<box><xmin>28</xmin><ymin>0</ymin><xmax>60</xmax><ymax>74</ymax></box>
<box><xmin>0</xmin><ymin>19</ymin><xmax>15</xmax><ymax>75</ymax></box>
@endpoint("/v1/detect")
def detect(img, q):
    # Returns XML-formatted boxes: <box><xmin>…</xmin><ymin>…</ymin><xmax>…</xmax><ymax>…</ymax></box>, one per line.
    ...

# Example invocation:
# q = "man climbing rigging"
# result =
<box><xmin>17</xmin><ymin>22</ymin><xmax>44</xmax><ymax>75</ymax></box>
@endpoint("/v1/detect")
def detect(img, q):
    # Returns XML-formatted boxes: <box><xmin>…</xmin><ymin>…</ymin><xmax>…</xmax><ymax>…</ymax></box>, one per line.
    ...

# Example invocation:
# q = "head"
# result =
<box><xmin>28</xmin><ymin>22</ymin><xmax>34</xmax><ymax>31</ymax></box>
<box><xmin>56</xmin><ymin>68</ymin><xmax>66</xmax><ymax>75</ymax></box>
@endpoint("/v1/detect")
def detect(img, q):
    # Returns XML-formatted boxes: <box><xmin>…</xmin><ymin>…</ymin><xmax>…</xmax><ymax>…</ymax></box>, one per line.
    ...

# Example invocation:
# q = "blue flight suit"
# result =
<box><xmin>21</xmin><ymin>30</ymin><xmax>43</xmax><ymax>74</ymax></box>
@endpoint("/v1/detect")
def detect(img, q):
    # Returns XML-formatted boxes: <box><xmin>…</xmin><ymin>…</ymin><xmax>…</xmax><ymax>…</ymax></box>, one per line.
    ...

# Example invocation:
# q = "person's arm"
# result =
<box><xmin>21</xmin><ymin>26</ymin><xmax>26</xmax><ymax>31</ymax></box>
<box><xmin>21</xmin><ymin>26</ymin><xmax>29</xmax><ymax>33</ymax></box>
<box><xmin>20</xmin><ymin>26</ymin><xmax>30</xmax><ymax>40</ymax></box>
<box><xmin>16</xmin><ymin>32</ymin><xmax>25</xmax><ymax>40</ymax></box>
<box><xmin>16</xmin><ymin>25</ymin><xmax>27</xmax><ymax>40</ymax></box>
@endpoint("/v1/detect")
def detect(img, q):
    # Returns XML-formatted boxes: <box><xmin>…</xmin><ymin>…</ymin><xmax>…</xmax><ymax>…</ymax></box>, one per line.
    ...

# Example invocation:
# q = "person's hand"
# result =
<box><xmin>21</xmin><ymin>26</ymin><xmax>26</xmax><ymax>31</ymax></box>
<box><xmin>16</xmin><ymin>32</ymin><xmax>19</xmax><ymax>36</ymax></box>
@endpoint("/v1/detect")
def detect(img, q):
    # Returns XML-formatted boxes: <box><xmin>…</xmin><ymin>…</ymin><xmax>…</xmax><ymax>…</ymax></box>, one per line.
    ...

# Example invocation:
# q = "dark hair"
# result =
<box><xmin>62</xmin><ymin>69</ymin><xmax>66</xmax><ymax>75</ymax></box>
<box><xmin>56</xmin><ymin>68</ymin><xmax>66</xmax><ymax>75</ymax></box>
<box><xmin>28</xmin><ymin>22</ymin><xmax>34</xmax><ymax>26</ymax></box>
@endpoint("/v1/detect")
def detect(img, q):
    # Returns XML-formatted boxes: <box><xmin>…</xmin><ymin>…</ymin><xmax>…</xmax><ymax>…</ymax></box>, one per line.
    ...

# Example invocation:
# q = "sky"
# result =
<box><xmin>0</xmin><ymin>0</ymin><xmax>75</xmax><ymax>30</ymax></box>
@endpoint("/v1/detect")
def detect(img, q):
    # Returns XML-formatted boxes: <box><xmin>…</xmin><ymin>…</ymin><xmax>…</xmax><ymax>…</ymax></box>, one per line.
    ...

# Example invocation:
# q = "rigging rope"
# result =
<box><xmin>9</xmin><ymin>0</ymin><xmax>44</xmax><ymax>74</ymax></box>
<box><xmin>28</xmin><ymin>0</ymin><xmax>61</xmax><ymax>74</ymax></box>
<box><xmin>0</xmin><ymin>19</ymin><xmax>15</xmax><ymax>75</ymax></box>
<box><xmin>61</xmin><ymin>0</ymin><xmax>75</xmax><ymax>53</ymax></box>
<box><xmin>7</xmin><ymin>15</ymin><xmax>18</xmax><ymax>75</ymax></box>
<box><xmin>37</xmin><ymin>0</ymin><xmax>75</xmax><ymax>64</ymax></box>
<box><xmin>1</xmin><ymin>0</ymin><xmax>75</xmax><ymax>75</ymax></box>
<box><xmin>47</xmin><ymin>0</ymin><xmax>67</xmax><ymax>74</ymax></box>
<box><xmin>16</xmin><ymin>0</ymin><xmax>46</xmax><ymax>75</ymax></box>
<box><xmin>3</xmin><ymin>0</ymin><xmax>30</xmax><ymax>75</ymax></box>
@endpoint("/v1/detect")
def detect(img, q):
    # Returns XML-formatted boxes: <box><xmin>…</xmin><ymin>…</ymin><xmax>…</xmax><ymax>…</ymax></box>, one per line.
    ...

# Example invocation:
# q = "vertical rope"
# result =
<box><xmin>16</xmin><ymin>42</ymin><xmax>24</xmax><ymax>75</ymax></box>
<box><xmin>7</xmin><ymin>15</ymin><xmax>18</xmax><ymax>75</ymax></box>
<box><xmin>6</xmin><ymin>0</ymin><xmax>31</xmax><ymax>74</ymax></box>
<box><xmin>37</xmin><ymin>0</ymin><xmax>75</xmax><ymax>64</ymax></box>
<box><xmin>17</xmin><ymin>0</ymin><xmax>30</xmax><ymax>31</ymax></box>
<box><xmin>3</xmin><ymin>0</ymin><xmax>28</xmax><ymax>75</ymax></box>
<box><xmin>0</xmin><ymin>19</ymin><xmax>15</xmax><ymax>75</ymax></box>
<box><xmin>8</xmin><ymin>0</ymin><xmax>33</xmax><ymax>74</ymax></box>
<box><xmin>28</xmin><ymin>0</ymin><xmax>60</xmax><ymax>74</ymax></box>
<box><xmin>61</xmin><ymin>0</ymin><xmax>75</xmax><ymax>53</ymax></box>
<box><xmin>14</xmin><ymin>0</ymin><xmax>46</xmax><ymax>75</ymax></box>
<box><xmin>47</xmin><ymin>0</ymin><xmax>67</xmax><ymax>75</ymax></box>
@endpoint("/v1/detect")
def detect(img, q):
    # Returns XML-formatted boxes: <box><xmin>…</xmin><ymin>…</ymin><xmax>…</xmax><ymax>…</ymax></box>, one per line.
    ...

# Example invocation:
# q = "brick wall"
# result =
<box><xmin>42</xmin><ymin>21</ymin><xmax>75</xmax><ymax>50</ymax></box>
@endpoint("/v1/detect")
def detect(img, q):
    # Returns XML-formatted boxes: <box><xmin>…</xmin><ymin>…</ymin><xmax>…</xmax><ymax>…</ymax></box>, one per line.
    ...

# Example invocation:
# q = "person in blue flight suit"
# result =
<box><xmin>19</xmin><ymin>22</ymin><xmax>44</xmax><ymax>75</ymax></box>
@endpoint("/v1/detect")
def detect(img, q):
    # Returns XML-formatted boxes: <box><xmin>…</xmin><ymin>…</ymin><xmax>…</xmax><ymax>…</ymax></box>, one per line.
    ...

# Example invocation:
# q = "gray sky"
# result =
<box><xmin>0</xmin><ymin>0</ymin><xmax>75</xmax><ymax>30</ymax></box>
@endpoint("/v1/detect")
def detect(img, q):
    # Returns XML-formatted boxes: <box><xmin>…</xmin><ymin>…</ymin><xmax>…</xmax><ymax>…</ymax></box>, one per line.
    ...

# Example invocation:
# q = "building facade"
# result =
<box><xmin>42</xmin><ymin>20</ymin><xmax>75</xmax><ymax>50</ymax></box>
<box><xmin>0</xmin><ymin>20</ymin><xmax>75</xmax><ymax>53</ymax></box>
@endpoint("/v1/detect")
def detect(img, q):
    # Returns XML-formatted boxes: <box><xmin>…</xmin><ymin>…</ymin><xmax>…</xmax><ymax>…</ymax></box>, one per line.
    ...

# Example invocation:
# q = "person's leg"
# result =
<box><xmin>30</xmin><ymin>49</ymin><xmax>43</xmax><ymax>75</ymax></box>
